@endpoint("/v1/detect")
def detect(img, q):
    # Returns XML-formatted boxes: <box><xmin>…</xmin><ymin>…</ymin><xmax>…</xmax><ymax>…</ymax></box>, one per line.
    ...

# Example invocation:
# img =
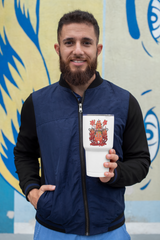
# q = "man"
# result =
<box><xmin>14</xmin><ymin>10</ymin><xmax>150</xmax><ymax>240</ymax></box>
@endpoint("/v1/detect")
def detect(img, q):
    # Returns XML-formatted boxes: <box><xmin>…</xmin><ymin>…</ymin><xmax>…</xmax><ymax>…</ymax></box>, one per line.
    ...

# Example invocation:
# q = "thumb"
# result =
<box><xmin>40</xmin><ymin>185</ymin><xmax>56</xmax><ymax>193</ymax></box>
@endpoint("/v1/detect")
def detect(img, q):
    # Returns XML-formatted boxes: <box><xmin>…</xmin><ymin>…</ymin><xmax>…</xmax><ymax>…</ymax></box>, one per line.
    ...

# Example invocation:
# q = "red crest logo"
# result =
<box><xmin>89</xmin><ymin>119</ymin><xmax>108</xmax><ymax>146</ymax></box>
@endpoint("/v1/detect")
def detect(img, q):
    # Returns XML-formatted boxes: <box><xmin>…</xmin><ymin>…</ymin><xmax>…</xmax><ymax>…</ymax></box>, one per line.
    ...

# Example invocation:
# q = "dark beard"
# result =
<box><xmin>59</xmin><ymin>54</ymin><xmax>97</xmax><ymax>86</ymax></box>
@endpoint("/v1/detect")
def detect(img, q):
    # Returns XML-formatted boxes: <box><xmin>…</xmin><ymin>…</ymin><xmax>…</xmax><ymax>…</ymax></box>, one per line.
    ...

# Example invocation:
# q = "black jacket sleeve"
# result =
<box><xmin>14</xmin><ymin>94</ymin><xmax>41</xmax><ymax>197</ymax></box>
<box><xmin>107</xmin><ymin>93</ymin><xmax>151</xmax><ymax>187</ymax></box>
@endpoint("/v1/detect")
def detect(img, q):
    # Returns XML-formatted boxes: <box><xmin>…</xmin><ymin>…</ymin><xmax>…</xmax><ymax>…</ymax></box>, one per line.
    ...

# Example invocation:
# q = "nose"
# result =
<box><xmin>73</xmin><ymin>42</ymin><xmax>84</xmax><ymax>55</ymax></box>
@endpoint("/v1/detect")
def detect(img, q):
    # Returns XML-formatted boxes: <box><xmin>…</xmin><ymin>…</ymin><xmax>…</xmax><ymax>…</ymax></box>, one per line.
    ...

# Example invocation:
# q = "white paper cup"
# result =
<box><xmin>83</xmin><ymin>114</ymin><xmax>114</xmax><ymax>177</ymax></box>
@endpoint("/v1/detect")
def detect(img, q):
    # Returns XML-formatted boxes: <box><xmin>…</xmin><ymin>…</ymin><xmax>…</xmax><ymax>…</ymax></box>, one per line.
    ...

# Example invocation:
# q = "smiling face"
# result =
<box><xmin>54</xmin><ymin>23</ymin><xmax>102</xmax><ymax>86</ymax></box>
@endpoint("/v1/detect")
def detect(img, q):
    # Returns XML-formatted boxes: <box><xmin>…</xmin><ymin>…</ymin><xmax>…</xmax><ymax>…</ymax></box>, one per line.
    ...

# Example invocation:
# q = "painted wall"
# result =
<box><xmin>0</xmin><ymin>0</ymin><xmax>159</xmax><ymax>234</ymax></box>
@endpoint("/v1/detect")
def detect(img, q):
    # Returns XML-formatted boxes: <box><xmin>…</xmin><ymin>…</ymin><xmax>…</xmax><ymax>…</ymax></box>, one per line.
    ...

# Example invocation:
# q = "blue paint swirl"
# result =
<box><xmin>140</xmin><ymin>179</ymin><xmax>151</xmax><ymax>190</ymax></box>
<box><xmin>141</xmin><ymin>89</ymin><xmax>152</xmax><ymax>96</ymax></box>
<box><xmin>144</xmin><ymin>107</ymin><xmax>160</xmax><ymax>163</ymax></box>
<box><xmin>0</xmin><ymin>28</ymin><xmax>25</xmax><ymax>114</ymax></box>
<box><xmin>0</xmin><ymin>111</ymin><xmax>20</xmax><ymax>180</ymax></box>
<box><xmin>142</xmin><ymin>41</ymin><xmax>153</xmax><ymax>57</ymax></box>
<box><xmin>14</xmin><ymin>0</ymin><xmax>51</xmax><ymax>85</ymax></box>
<box><xmin>140</xmin><ymin>90</ymin><xmax>160</xmax><ymax>190</ymax></box>
<box><xmin>148</xmin><ymin>0</ymin><xmax>160</xmax><ymax>44</ymax></box>
<box><xmin>126</xmin><ymin>0</ymin><xmax>140</xmax><ymax>39</ymax></box>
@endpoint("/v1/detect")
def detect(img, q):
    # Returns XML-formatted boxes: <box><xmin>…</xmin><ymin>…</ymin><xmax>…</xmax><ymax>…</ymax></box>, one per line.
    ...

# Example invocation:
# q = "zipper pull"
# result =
<box><xmin>79</xmin><ymin>103</ymin><xmax>83</xmax><ymax>113</ymax></box>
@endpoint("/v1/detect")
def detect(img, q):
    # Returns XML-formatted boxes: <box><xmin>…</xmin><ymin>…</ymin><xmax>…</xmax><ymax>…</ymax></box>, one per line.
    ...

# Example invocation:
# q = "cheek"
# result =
<box><xmin>65</xmin><ymin>51</ymin><xmax>74</xmax><ymax>62</ymax></box>
<box><xmin>85</xmin><ymin>49</ymin><xmax>97</xmax><ymax>59</ymax></box>
<box><xmin>60</xmin><ymin>47</ymin><xmax>71</xmax><ymax>59</ymax></box>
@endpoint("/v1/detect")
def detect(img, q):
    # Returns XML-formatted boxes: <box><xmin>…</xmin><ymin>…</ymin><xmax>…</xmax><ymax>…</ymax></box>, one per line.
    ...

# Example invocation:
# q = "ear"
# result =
<box><xmin>97</xmin><ymin>44</ymin><xmax>103</xmax><ymax>56</ymax></box>
<box><xmin>54</xmin><ymin>43</ymin><xmax>60</xmax><ymax>55</ymax></box>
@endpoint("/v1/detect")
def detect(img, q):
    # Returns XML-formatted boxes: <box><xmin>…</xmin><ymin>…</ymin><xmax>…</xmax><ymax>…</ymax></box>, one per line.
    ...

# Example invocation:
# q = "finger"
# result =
<box><xmin>104</xmin><ymin>162</ymin><xmax>117</xmax><ymax>170</ymax></box>
<box><xmin>104</xmin><ymin>171</ymin><xmax>114</xmax><ymax>178</ymax></box>
<box><xmin>99</xmin><ymin>176</ymin><xmax>110</xmax><ymax>183</ymax></box>
<box><xmin>40</xmin><ymin>185</ymin><xmax>56</xmax><ymax>193</ymax></box>
<box><xmin>106</xmin><ymin>154</ymin><xmax>119</xmax><ymax>162</ymax></box>
<box><xmin>109</xmin><ymin>149</ymin><xmax>116</xmax><ymax>154</ymax></box>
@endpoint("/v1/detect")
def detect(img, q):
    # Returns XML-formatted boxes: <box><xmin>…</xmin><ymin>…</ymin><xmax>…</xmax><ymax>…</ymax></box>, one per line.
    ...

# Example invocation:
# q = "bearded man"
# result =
<box><xmin>14</xmin><ymin>10</ymin><xmax>150</xmax><ymax>240</ymax></box>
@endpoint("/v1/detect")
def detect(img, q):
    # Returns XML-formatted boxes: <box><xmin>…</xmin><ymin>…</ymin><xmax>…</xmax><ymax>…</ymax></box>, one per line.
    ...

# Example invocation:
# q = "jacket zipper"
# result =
<box><xmin>78</xmin><ymin>98</ymin><xmax>90</xmax><ymax>236</ymax></box>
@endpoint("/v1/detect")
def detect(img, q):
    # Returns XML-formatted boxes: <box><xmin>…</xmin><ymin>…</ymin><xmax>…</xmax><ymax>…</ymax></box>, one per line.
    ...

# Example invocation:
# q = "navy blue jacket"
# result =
<box><xmin>14</xmin><ymin>72</ymin><xmax>150</xmax><ymax>236</ymax></box>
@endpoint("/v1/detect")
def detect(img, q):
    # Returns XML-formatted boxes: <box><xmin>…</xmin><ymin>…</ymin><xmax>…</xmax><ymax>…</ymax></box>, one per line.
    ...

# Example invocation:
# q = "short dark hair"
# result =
<box><xmin>57</xmin><ymin>10</ymin><xmax>100</xmax><ymax>43</ymax></box>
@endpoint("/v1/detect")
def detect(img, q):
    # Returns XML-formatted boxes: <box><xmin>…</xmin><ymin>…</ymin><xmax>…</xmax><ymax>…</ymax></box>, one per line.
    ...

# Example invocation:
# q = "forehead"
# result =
<box><xmin>59</xmin><ymin>23</ymin><xmax>97</xmax><ymax>41</ymax></box>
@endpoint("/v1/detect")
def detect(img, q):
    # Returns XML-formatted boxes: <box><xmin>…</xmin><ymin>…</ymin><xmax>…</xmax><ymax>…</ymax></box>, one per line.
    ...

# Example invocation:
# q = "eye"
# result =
<box><xmin>83</xmin><ymin>41</ymin><xmax>92</xmax><ymax>46</ymax></box>
<box><xmin>64</xmin><ymin>41</ymin><xmax>74</xmax><ymax>46</ymax></box>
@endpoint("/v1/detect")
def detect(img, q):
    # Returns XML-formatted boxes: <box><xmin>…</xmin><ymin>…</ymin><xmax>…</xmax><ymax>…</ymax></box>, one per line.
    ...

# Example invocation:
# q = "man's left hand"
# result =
<box><xmin>99</xmin><ymin>149</ymin><xmax>119</xmax><ymax>183</ymax></box>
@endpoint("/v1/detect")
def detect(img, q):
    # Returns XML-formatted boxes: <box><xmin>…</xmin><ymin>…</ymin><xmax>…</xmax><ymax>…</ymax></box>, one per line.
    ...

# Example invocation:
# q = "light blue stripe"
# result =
<box><xmin>14</xmin><ymin>191</ymin><xmax>36</xmax><ymax>222</ymax></box>
<box><xmin>102</xmin><ymin>0</ymin><xmax>107</xmax><ymax>78</ymax></box>
<box><xmin>0</xmin><ymin>174</ymin><xmax>14</xmax><ymax>233</ymax></box>
<box><xmin>125</xmin><ymin>201</ymin><xmax>160</xmax><ymax>222</ymax></box>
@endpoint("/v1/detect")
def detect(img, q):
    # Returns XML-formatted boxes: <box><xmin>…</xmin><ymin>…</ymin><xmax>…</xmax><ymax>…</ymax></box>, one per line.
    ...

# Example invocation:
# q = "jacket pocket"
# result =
<box><xmin>37</xmin><ymin>191</ymin><xmax>53</xmax><ymax>219</ymax></box>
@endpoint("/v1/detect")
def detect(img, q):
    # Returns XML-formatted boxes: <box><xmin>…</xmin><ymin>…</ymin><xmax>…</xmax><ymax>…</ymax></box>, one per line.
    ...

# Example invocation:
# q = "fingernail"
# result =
<box><xmin>106</xmin><ymin>154</ymin><xmax>110</xmax><ymax>159</ymax></box>
<box><xmin>105</xmin><ymin>162</ymin><xmax>109</xmax><ymax>167</ymax></box>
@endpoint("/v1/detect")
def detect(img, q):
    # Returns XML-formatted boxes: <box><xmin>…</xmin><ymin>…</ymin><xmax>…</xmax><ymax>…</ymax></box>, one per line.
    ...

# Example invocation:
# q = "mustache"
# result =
<box><xmin>68</xmin><ymin>55</ymin><xmax>88</xmax><ymax>61</ymax></box>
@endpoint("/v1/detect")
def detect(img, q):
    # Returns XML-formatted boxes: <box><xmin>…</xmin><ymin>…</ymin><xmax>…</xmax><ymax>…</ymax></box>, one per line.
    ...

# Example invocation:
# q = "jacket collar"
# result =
<box><xmin>59</xmin><ymin>71</ymin><xmax>103</xmax><ymax>89</ymax></box>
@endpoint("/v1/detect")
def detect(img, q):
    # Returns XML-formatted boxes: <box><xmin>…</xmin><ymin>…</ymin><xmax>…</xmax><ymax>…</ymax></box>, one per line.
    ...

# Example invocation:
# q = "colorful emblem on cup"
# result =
<box><xmin>89</xmin><ymin>120</ymin><xmax>108</xmax><ymax>146</ymax></box>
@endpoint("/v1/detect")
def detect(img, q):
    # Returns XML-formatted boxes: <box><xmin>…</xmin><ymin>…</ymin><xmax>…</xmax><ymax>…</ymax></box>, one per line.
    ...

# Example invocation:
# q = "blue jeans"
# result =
<box><xmin>34</xmin><ymin>221</ymin><xmax>131</xmax><ymax>240</ymax></box>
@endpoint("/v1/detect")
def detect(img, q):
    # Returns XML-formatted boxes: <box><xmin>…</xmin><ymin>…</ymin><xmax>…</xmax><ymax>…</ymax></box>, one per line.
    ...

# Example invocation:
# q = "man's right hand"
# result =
<box><xmin>27</xmin><ymin>185</ymin><xmax>56</xmax><ymax>209</ymax></box>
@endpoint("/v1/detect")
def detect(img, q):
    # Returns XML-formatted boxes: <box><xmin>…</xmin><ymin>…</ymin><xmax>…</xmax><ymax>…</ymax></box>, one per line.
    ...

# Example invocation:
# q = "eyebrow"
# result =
<box><xmin>63</xmin><ymin>37</ymin><xmax>94</xmax><ymax>43</ymax></box>
<box><xmin>82</xmin><ymin>37</ymin><xmax>94</xmax><ymax>42</ymax></box>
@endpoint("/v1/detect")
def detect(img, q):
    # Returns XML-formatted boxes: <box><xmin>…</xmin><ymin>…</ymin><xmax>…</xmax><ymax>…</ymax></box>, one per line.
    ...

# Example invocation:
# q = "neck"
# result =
<box><xmin>66</xmin><ymin>74</ymin><xmax>96</xmax><ymax>97</ymax></box>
